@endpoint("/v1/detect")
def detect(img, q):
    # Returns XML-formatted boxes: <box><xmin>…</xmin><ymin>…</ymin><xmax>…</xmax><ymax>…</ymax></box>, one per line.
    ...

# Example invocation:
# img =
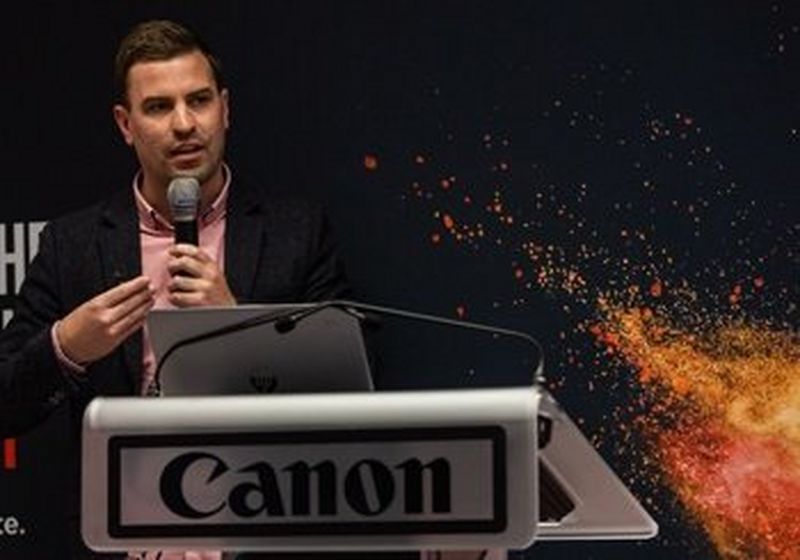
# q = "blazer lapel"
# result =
<box><xmin>225</xmin><ymin>178</ymin><xmax>264</xmax><ymax>302</ymax></box>
<box><xmin>97</xmin><ymin>189</ymin><xmax>142</xmax><ymax>393</ymax></box>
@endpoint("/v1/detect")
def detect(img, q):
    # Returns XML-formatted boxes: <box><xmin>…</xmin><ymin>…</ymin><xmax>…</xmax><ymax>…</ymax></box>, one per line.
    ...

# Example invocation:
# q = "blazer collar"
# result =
<box><xmin>224</xmin><ymin>174</ymin><xmax>265</xmax><ymax>303</ymax></box>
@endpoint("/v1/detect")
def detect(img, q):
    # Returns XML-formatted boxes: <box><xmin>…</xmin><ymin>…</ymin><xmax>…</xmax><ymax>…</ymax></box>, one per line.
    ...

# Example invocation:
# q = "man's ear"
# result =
<box><xmin>112</xmin><ymin>104</ymin><xmax>135</xmax><ymax>146</ymax></box>
<box><xmin>221</xmin><ymin>88</ymin><xmax>230</xmax><ymax>130</ymax></box>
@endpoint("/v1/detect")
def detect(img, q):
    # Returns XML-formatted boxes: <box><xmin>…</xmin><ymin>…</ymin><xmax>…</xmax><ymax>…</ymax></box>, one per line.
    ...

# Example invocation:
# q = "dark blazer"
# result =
<box><xmin>0</xmin><ymin>176</ymin><xmax>349</xmax><ymax>558</ymax></box>
<box><xmin>0</xmin><ymin>176</ymin><xmax>349</xmax><ymax>429</ymax></box>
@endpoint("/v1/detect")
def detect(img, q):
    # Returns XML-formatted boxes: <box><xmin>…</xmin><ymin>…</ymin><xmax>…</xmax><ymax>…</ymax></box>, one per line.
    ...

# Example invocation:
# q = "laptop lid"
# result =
<box><xmin>146</xmin><ymin>305</ymin><xmax>374</xmax><ymax>397</ymax></box>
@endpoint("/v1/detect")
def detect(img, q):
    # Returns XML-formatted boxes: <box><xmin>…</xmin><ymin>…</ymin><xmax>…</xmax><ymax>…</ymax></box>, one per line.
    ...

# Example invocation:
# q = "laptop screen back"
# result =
<box><xmin>146</xmin><ymin>305</ymin><xmax>374</xmax><ymax>396</ymax></box>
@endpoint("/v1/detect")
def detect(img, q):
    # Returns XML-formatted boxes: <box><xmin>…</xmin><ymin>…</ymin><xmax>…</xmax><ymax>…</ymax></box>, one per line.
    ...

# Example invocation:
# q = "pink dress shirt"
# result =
<box><xmin>134</xmin><ymin>170</ymin><xmax>229</xmax><ymax>396</ymax></box>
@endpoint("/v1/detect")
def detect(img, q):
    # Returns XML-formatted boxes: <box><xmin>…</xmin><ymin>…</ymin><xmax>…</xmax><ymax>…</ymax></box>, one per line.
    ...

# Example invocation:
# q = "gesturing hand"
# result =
<box><xmin>56</xmin><ymin>276</ymin><xmax>155</xmax><ymax>365</ymax></box>
<box><xmin>166</xmin><ymin>244</ymin><xmax>236</xmax><ymax>307</ymax></box>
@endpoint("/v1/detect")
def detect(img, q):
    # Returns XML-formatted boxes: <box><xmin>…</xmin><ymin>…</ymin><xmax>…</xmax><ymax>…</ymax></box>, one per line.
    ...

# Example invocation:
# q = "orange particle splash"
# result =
<box><xmin>595</xmin><ymin>303</ymin><xmax>800</xmax><ymax>558</ymax></box>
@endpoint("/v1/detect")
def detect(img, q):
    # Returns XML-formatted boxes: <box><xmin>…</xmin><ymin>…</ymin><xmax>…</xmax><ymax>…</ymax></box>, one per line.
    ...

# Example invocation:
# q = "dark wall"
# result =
<box><xmin>1</xmin><ymin>2</ymin><xmax>798</xmax><ymax>559</ymax></box>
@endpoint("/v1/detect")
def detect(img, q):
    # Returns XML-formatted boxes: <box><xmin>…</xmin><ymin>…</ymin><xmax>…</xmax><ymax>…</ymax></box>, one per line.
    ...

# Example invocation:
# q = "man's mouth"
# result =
<box><xmin>169</xmin><ymin>144</ymin><xmax>204</xmax><ymax>166</ymax></box>
<box><xmin>170</xmin><ymin>144</ymin><xmax>203</xmax><ymax>157</ymax></box>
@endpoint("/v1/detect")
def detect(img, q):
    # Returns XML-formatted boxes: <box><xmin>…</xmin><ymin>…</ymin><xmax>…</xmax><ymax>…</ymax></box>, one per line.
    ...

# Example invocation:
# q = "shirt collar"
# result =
<box><xmin>133</xmin><ymin>164</ymin><xmax>231</xmax><ymax>234</ymax></box>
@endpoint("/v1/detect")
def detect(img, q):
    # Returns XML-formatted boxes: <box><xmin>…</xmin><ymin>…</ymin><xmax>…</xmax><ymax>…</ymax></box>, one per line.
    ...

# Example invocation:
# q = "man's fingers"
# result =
<box><xmin>105</xmin><ymin>285</ymin><xmax>155</xmax><ymax>325</ymax></box>
<box><xmin>168</xmin><ymin>291</ymin><xmax>203</xmax><ymax>308</ymax></box>
<box><xmin>170</xmin><ymin>244</ymin><xmax>211</xmax><ymax>262</ymax></box>
<box><xmin>96</xmin><ymin>276</ymin><xmax>152</xmax><ymax>307</ymax></box>
<box><xmin>167</xmin><ymin>275</ymin><xmax>206</xmax><ymax>293</ymax></box>
<box><xmin>167</xmin><ymin>256</ymin><xmax>205</xmax><ymax>278</ymax></box>
<box><xmin>113</xmin><ymin>298</ymin><xmax>155</xmax><ymax>340</ymax></box>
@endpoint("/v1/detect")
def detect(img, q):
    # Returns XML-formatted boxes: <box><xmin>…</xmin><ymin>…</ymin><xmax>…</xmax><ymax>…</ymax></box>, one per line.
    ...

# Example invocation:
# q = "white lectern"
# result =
<box><xmin>81</xmin><ymin>387</ymin><xmax>657</xmax><ymax>553</ymax></box>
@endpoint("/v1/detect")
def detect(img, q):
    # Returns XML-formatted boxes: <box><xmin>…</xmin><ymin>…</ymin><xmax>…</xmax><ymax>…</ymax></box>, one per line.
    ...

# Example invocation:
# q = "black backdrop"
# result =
<box><xmin>1</xmin><ymin>2</ymin><xmax>798</xmax><ymax>559</ymax></box>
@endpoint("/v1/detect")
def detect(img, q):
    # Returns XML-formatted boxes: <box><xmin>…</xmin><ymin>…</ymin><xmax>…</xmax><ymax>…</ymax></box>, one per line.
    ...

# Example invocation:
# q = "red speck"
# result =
<box><xmin>514</xmin><ymin>268</ymin><xmax>524</xmax><ymax>279</ymax></box>
<box><xmin>430</xmin><ymin>232</ymin><xmax>441</xmax><ymax>244</ymax></box>
<box><xmin>729</xmin><ymin>284</ymin><xmax>742</xmax><ymax>305</ymax></box>
<box><xmin>440</xmin><ymin>178</ymin><xmax>451</xmax><ymax>190</ymax></box>
<box><xmin>754</xmin><ymin>276</ymin><xmax>765</xmax><ymax>289</ymax></box>
<box><xmin>3</xmin><ymin>438</ymin><xmax>16</xmax><ymax>470</ymax></box>
<box><xmin>442</xmin><ymin>214</ymin><xmax>455</xmax><ymax>230</ymax></box>
<box><xmin>463</xmin><ymin>195</ymin><xmax>472</xmax><ymax>205</ymax></box>
<box><xmin>363</xmin><ymin>154</ymin><xmax>378</xmax><ymax>171</ymax></box>
<box><xmin>414</xmin><ymin>154</ymin><xmax>426</xmax><ymax>165</ymax></box>
<box><xmin>650</xmin><ymin>280</ymin><xmax>663</xmax><ymax>298</ymax></box>
<box><xmin>455</xmin><ymin>305</ymin><xmax>466</xmax><ymax>319</ymax></box>
<box><xmin>683</xmin><ymin>116</ymin><xmax>694</xmax><ymax>126</ymax></box>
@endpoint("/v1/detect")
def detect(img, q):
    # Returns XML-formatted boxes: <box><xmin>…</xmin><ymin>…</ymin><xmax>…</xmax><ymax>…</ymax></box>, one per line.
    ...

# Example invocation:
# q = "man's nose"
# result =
<box><xmin>171</xmin><ymin>104</ymin><xmax>196</xmax><ymax>135</ymax></box>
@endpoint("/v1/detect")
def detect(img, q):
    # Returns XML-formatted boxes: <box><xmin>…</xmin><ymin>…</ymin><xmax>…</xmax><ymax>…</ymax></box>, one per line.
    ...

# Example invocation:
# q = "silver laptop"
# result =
<box><xmin>146</xmin><ymin>304</ymin><xmax>374</xmax><ymax>396</ymax></box>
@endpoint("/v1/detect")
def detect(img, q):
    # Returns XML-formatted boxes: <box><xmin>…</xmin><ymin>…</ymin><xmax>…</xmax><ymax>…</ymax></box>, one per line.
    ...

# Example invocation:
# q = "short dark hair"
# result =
<box><xmin>114</xmin><ymin>20</ymin><xmax>224</xmax><ymax>106</ymax></box>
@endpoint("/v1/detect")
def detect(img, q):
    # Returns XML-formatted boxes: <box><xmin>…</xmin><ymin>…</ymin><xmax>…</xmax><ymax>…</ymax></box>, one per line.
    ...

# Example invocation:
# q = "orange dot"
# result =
<box><xmin>649</xmin><ymin>280</ymin><xmax>663</xmax><ymax>298</ymax></box>
<box><xmin>363</xmin><ymin>154</ymin><xmax>378</xmax><ymax>171</ymax></box>
<box><xmin>671</xmin><ymin>375</ymin><xmax>689</xmax><ymax>395</ymax></box>
<box><xmin>442</xmin><ymin>214</ymin><xmax>455</xmax><ymax>230</ymax></box>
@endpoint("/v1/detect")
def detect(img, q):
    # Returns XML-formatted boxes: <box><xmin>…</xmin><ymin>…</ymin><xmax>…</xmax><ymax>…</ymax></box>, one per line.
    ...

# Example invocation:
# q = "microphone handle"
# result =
<box><xmin>174</xmin><ymin>220</ymin><xmax>198</xmax><ymax>246</ymax></box>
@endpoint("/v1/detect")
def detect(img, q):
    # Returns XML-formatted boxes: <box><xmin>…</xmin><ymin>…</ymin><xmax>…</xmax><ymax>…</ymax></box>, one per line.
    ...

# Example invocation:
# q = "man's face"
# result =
<box><xmin>113</xmin><ymin>50</ymin><xmax>229</xmax><ymax>191</ymax></box>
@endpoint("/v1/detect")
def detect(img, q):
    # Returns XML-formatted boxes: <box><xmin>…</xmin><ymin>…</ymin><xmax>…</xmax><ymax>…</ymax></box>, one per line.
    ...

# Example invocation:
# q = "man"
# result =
<box><xmin>0</xmin><ymin>20</ymin><xmax>347</xmax><ymax>559</ymax></box>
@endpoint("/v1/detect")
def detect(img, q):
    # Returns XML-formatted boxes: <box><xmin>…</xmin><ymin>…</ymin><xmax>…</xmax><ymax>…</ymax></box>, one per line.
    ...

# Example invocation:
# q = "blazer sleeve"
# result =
<box><xmin>302</xmin><ymin>205</ymin><xmax>352</xmax><ymax>302</ymax></box>
<box><xmin>0</xmin><ymin>222</ymin><xmax>83</xmax><ymax>436</ymax></box>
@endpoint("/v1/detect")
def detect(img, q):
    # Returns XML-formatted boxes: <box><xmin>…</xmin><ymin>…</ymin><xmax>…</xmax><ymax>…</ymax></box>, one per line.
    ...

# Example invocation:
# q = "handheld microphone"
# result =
<box><xmin>166</xmin><ymin>177</ymin><xmax>200</xmax><ymax>246</ymax></box>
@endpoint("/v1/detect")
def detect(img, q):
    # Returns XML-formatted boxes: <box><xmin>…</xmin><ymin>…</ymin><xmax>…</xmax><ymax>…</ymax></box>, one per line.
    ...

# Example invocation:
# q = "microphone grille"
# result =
<box><xmin>167</xmin><ymin>177</ymin><xmax>200</xmax><ymax>223</ymax></box>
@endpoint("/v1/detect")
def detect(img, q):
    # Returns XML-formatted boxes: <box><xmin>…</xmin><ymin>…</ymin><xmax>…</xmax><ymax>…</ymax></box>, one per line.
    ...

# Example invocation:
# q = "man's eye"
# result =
<box><xmin>144</xmin><ymin>102</ymin><xmax>170</xmax><ymax>114</ymax></box>
<box><xmin>188</xmin><ymin>94</ymin><xmax>212</xmax><ymax>107</ymax></box>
